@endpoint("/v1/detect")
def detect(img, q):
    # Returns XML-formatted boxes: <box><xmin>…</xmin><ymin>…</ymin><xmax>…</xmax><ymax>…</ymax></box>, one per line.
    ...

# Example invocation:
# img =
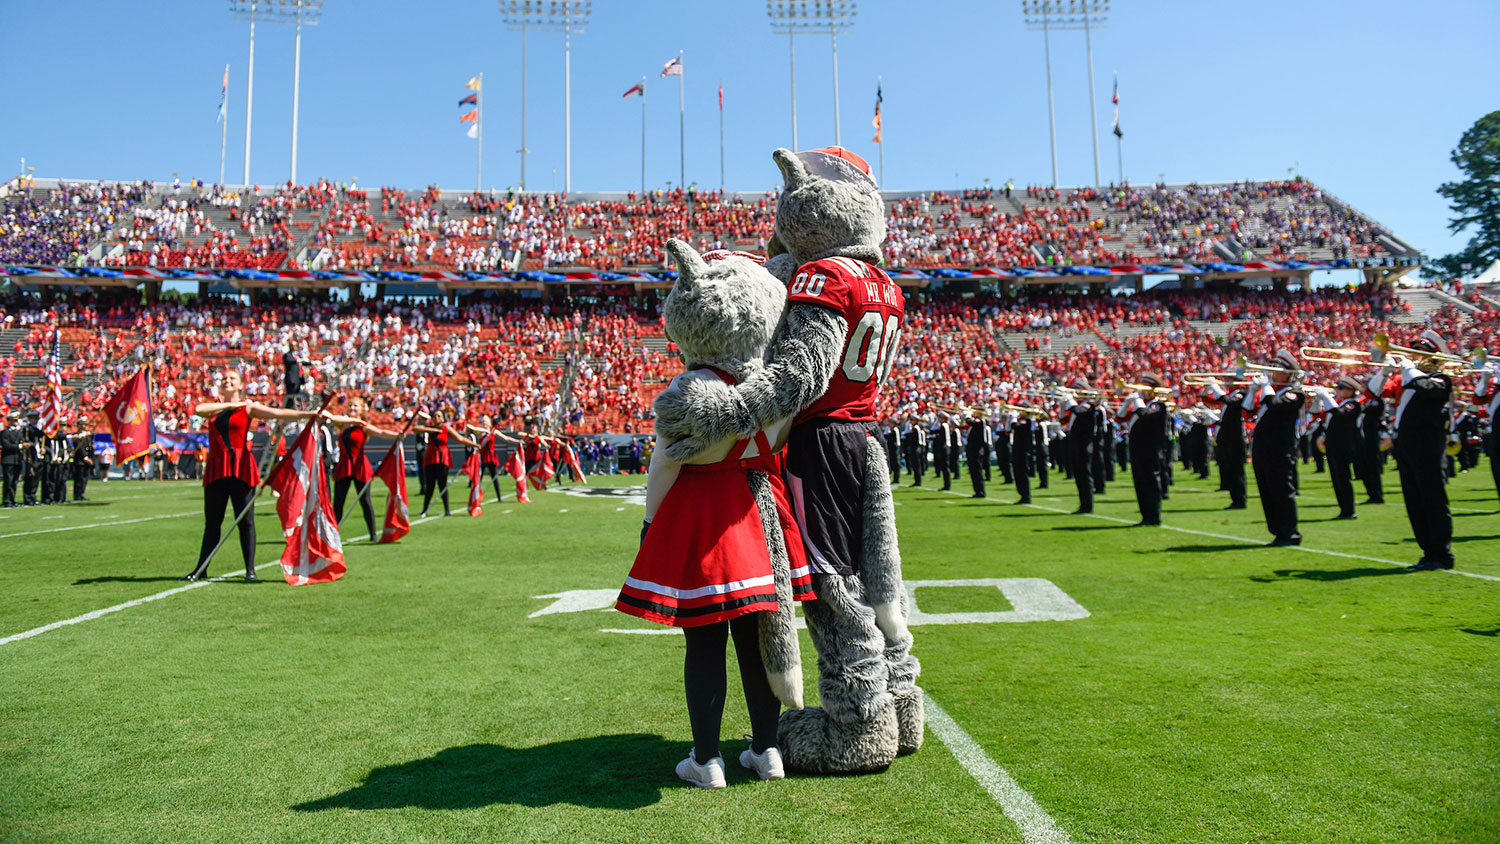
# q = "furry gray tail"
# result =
<box><xmin>747</xmin><ymin>469</ymin><xmax>803</xmax><ymax>710</ymax></box>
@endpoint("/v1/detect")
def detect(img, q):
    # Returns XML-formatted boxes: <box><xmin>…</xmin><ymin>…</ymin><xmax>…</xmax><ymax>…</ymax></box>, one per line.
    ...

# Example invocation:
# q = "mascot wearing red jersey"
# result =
<box><xmin>655</xmin><ymin>146</ymin><xmax>922</xmax><ymax>774</ymax></box>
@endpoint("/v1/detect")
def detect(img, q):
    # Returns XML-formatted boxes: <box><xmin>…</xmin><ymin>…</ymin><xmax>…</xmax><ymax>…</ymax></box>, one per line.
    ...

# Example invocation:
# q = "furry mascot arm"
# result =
<box><xmin>654</xmin><ymin>303</ymin><xmax>846</xmax><ymax>463</ymax></box>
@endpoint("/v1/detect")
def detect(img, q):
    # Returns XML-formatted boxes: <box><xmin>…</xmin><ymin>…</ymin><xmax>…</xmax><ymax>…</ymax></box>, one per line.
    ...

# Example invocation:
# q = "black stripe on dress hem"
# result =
<box><xmin>616</xmin><ymin>590</ymin><xmax>779</xmax><ymax>619</ymax></box>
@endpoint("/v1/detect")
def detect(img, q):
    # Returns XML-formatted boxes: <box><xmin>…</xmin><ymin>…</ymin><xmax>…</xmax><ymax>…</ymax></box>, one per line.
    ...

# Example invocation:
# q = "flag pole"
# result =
<box><xmin>339</xmin><ymin>411</ymin><xmax>416</xmax><ymax>527</ymax></box>
<box><xmin>718</xmin><ymin>79</ymin><xmax>724</xmax><ymax>194</ymax></box>
<box><xmin>640</xmin><ymin>76</ymin><xmax>646</xmax><ymax>197</ymax></box>
<box><xmin>189</xmin><ymin>393</ymin><xmax>337</xmax><ymax>581</ymax></box>
<box><xmin>476</xmin><ymin>72</ymin><xmax>484</xmax><ymax>193</ymax></box>
<box><xmin>677</xmin><ymin>51</ymin><xmax>685</xmax><ymax>190</ymax></box>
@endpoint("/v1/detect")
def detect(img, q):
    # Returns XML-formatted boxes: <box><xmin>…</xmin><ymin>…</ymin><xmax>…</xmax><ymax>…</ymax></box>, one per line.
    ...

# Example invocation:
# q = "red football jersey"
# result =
<box><xmin>785</xmin><ymin>256</ymin><xmax>905</xmax><ymax>425</ymax></box>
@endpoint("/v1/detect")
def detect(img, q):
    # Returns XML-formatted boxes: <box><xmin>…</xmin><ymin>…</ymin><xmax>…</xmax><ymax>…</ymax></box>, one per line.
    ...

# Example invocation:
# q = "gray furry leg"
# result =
<box><xmin>747</xmin><ymin>470</ymin><xmax>803</xmax><ymax>710</ymax></box>
<box><xmin>776</xmin><ymin>576</ymin><xmax>899</xmax><ymax>774</ymax></box>
<box><xmin>863</xmin><ymin>434</ymin><xmax>924</xmax><ymax>755</ymax></box>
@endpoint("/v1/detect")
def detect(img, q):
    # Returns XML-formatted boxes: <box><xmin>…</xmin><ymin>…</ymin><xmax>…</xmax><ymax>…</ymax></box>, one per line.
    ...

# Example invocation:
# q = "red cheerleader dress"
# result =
<box><xmin>616</xmin><ymin>370</ymin><xmax>816</xmax><ymax>628</ymax></box>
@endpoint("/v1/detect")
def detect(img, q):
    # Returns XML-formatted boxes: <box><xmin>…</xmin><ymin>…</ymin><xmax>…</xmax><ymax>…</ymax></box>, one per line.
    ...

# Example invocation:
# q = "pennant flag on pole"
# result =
<box><xmin>464</xmin><ymin>75</ymin><xmax>482</xmax><ymax>91</ymax></box>
<box><xmin>269</xmin><ymin>419</ymin><xmax>346</xmax><ymax>585</ymax></box>
<box><xmin>462</xmin><ymin>448</ymin><xmax>484</xmax><ymax>516</ymax></box>
<box><xmin>622</xmin><ymin>81</ymin><xmax>644</xmax><ymax>99</ymax></box>
<box><xmin>459</xmin><ymin>93</ymin><xmax>478</xmax><ymax>107</ymax></box>
<box><xmin>503</xmin><ymin>446</ymin><xmax>530</xmax><ymax>503</ymax></box>
<box><xmin>718</xmin><ymin>82</ymin><xmax>723</xmax><ymax>111</ymax></box>
<box><xmin>218</xmin><ymin>64</ymin><xmax>229</xmax><ymax>123</ymax></box>
<box><xmin>101</xmin><ymin>365</ymin><xmax>155</xmax><ymax>465</ymax></box>
<box><xmin>1111</xmin><ymin>73</ymin><xmax>1122</xmax><ymax>138</ymax></box>
<box><xmin>872</xmin><ymin>82</ymin><xmax>883</xmax><ymax>144</ymax></box>
<box><xmin>38</xmin><ymin>327</ymin><xmax>63</xmax><ymax>438</ymax></box>
<box><xmin>660</xmin><ymin>55</ymin><xmax>683</xmax><ymax>77</ymax></box>
<box><xmin>460</xmin><ymin>110</ymin><xmax>478</xmax><ymax>124</ymax></box>
<box><xmin>376</xmin><ymin>440</ymin><xmax>410</xmax><ymax>543</ymax></box>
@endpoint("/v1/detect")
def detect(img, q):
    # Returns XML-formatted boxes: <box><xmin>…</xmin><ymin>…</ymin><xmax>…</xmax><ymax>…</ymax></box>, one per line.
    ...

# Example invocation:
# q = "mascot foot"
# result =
<box><xmin>892</xmin><ymin>685</ymin><xmax>925</xmax><ymax>756</ymax></box>
<box><xmin>777</xmin><ymin>704</ymin><xmax>899</xmax><ymax>774</ymax></box>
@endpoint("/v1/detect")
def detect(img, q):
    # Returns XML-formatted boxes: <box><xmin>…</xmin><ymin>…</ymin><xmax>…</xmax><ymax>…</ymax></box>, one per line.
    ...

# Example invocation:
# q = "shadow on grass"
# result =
<box><xmin>1050</xmin><ymin>524</ymin><xmax>1133</xmax><ymax>532</ymax></box>
<box><xmin>1461</xmin><ymin>627</ymin><xmax>1500</xmax><ymax>637</ymax></box>
<box><xmin>292</xmin><ymin>735</ymin><xmax>682</xmax><ymax>812</ymax></box>
<box><xmin>73</xmin><ymin>575</ymin><xmax>188</xmax><ymax>585</ymax></box>
<box><xmin>1263</xmin><ymin>566</ymin><xmax>1414</xmax><ymax>582</ymax></box>
<box><xmin>1453</xmin><ymin>534</ymin><xmax>1500</xmax><ymax>543</ymax></box>
<box><xmin>1164</xmin><ymin>543</ymin><xmax>1253</xmax><ymax>554</ymax></box>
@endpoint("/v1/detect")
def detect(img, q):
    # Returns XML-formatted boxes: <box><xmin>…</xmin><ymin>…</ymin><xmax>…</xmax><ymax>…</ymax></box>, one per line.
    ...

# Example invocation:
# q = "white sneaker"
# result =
<box><xmin>739</xmin><ymin>746</ymin><xmax>785</xmax><ymax>781</ymax></box>
<box><xmin>675</xmin><ymin>753</ymin><xmax>727</xmax><ymax>789</ymax></box>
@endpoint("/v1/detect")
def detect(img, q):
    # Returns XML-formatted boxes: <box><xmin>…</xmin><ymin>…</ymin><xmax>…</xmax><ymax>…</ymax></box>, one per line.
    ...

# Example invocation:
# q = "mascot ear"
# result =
<box><xmin>665</xmin><ymin>238</ymin><xmax>708</xmax><ymax>285</ymax></box>
<box><xmin>772</xmin><ymin>148</ymin><xmax>808</xmax><ymax>192</ymax></box>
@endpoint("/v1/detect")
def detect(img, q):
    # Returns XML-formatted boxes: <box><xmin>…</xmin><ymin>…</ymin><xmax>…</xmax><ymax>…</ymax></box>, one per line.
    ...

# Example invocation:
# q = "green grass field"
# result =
<box><xmin>1</xmin><ymin>461</ymin><xmax>1497</xmax><ymax>844</ymax></box>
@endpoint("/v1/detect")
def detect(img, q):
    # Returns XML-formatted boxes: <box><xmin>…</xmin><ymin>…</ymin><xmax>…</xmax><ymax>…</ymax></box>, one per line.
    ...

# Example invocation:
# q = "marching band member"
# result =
<box><xmin>901</xmin><ymin>413</ymin><xmax>926</xmax><ymax>487</ymax></box>
<box><xmin>930</xmin><ymin>411</ymin><xmax>953</xmax><ymax>491</ymax></box>
<box><xmin>1058</xmin><ymin>381</ymin><xmax>1097</xmax><ymax>514</ymax></box>
<box><xmin>1313</xmin><ymin>374</ymin><xmax>1364</xmax><ymax>521</ymax></box>
<box><xmin>882</xmin><ymin>419</ymin><xmax>902</xmax><ymax>485</ymax></box>
<box><xmin>1372</xmin><ymin>331</ymin><xmax>1456</xmax><ymax>569</ymax></box>
<box><xmin>1243</xmin><ymin>350</ymin><xmax>1306</xmax><ymax>546</ymax></box>
<box><xmin>1118</xmin><ymin>374</ymin><xmax>1170</xmax><ymax>527</ymax></box>
<box><xmin>1205</xmin><ymin>379</ymin><xmax>1248</xmax><ymax>509</ymax></box>
<box><xmin>1010</xmin><ymin>407</ymin><xmax>1037</xmax><ymax>505</ymax></box>
<box><xmin>1358</xmin><ymin>375</ymin><xmax>1388</xmax><ymax>504</ymax></box>
<box><xmin>964</xmin><ymin>408</ymin><xmax>992</xmax><ymax>499</ymax></box>
<box><xmin>1475</xmin><ymin>356</ymin><xmax>1500</xmax><ymax>503</ymax></box>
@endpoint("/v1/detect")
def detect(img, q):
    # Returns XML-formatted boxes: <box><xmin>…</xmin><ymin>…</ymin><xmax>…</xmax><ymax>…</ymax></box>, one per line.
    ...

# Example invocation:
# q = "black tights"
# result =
<box><xmin>420</xmin><ymin>464</ymin><xmax>450</xmax><ymax>516</ymax></box>
<box><xmin>197</xmin><ymin>478</ymin><xmax>256</xmax><ymax>575</ymax></box>
<box><xmin>334</xmin><ymin>477</ymin><xmax>377</xmax><ymax>541</ymax></box>
<box><xmin>481</xmin><ymin>463</ymin><xmax>505</xmax><ymax>502</ymax></box>
<box><xmin>682</xmin><ymin>614</ymin><xmax>780</xmax><ymax>764</ymax></box>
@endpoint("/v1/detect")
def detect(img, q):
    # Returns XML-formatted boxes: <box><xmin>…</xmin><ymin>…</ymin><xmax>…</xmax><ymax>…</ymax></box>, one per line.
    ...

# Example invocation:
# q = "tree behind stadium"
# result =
<box><xmin>1435</xmin><ymin>110</ymin><xmax>1500</xmax><ymax>276</ymax></box>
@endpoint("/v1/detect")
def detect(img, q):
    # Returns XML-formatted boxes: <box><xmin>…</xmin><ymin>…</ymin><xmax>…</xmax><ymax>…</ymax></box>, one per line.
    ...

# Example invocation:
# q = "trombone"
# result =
<box><xmin>1301</xmin><ymin>332</ymin><xmax>1469</xmax><ymax>372</ymax></box>
<box><xmin>1182</xmin><ymin>371</ymin><xmax>1249</xmax><ymax>386</ymax></box>
<box><xmin>1113</xmin><ymin>376</ymin><xmax>1175</xmax><ymax>397</ymax></box>
<box><xmin>997</xmin><ymin>402</ymin><xmax>1048</xmax><ymax>419</ymax></box>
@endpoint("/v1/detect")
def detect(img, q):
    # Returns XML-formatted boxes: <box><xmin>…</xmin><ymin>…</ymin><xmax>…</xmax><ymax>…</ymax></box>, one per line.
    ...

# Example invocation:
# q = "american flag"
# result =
<box><xmin>39</xmin><ymin>327</ymin><xmax>63</xmax><ymax>437</ymax></box>
<box><xmin>660</xmin><ymin>54</ymin><xmax>682</xmax><ymax>77</ymax></box>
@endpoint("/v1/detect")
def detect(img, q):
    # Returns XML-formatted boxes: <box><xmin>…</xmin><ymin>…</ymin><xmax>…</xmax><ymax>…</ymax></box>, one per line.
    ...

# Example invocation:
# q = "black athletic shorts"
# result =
<box><xmin>785</xmin><ymin>418</ymin><xmax>877</xmax><ymax>578</ymax></box>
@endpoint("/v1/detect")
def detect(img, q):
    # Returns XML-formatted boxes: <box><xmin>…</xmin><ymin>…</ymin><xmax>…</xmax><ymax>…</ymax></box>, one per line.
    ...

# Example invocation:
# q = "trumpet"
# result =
<box><xmin>1114</xmin><ymin>376</ymin><xmax>1174</xmax><ymax>396</ymax></box>
<box><xmin>936</xmin><ymin>404</ymin><xmax>993</xmax><ymax>419</ymax></box>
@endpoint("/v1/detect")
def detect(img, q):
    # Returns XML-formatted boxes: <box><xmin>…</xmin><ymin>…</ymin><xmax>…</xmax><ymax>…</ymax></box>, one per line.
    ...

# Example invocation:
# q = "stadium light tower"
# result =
<box><xmin>1023</xmin><ymin>0</ymin><xmax>1108</xmax><ymax>188</ymax></box>
<box><xmin>229</xmin><ymin>0</ymin><xmax>323</xmax><ymax>186</ymax></box>
<box><xmin>768</xmin><ymin>1</ymin><xmax>857</xmax><ymax>151</ymax></box>
<box><xmin>501</xmin><ymin>1</ymin><xmax>591</xmax><ymax>193</ymax></box>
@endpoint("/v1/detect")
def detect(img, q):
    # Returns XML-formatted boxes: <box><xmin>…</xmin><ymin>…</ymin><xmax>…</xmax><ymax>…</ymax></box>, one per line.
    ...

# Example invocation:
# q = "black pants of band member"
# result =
<box><xmin>967</xmin><ymin>447</ymin><xmax>986</xmax><ymax>497</ymax></box>
<box><xmin>1011</xmin><ymin>453</ymin><xmax>1031</xmax><ymax>502</ymax></box>
<box><xmin>1396</xmin><ymin>441</ymin><xmax>1453</xmax><ymax>564</ymax></box>
<box><xmin>682</xmin><ymin>613</ymin><xmax>780</xmax><ymax>765</ymax></box>
<box><xmin>1218</xmin><ymin>452</ymin><xmax>1246</xmax><ymax>506</ymax></box>
<box><xmin>23</xmin><ymin>468</ymin><xmax>39</xmax><ymax>504</ymax></box>
<box><xmin>480</xmin><ymin>463</ymin><xmax>505</xmax><ymax>502</ymax></box>
<box><xmin>1129</xmin><ymin>453</ymin><xmax>1160</xmax><ymax>523</ymax></box>
<box><xmin>934</xmin><ymin>446</ymin><xmax>950</xmax><ymax>489</ymax></box>
<box><xmin>1070</xmin><ymin>446</ymin><xmax>1093</xmax><ymax>512</ymax></box>
<box><xmin>1252</xmin><ymin>451</ymin><xmax>1299</xmax><ymax>541</ymax></box>
<box><xmin>1328</xmin><ymin>452</ymin><xmax>1356</xmax><ymax>517</ymax></box>
<box><xmin>1</xmin><ymin>463</ymin><xmax>17</xmax><ymax>506</ymax></box>
<box><xmin>198</xmin><ymin>478</ymin><xmax>257</xmax><ymax>573</ymax></box>
<box><xmin>333</xmin><ymin>477</ymin><xmax>377</xmax><ymax>541</ymax></box>
<box><xmin>1036</xmin><ymin>451</ymin><xmax>1049</xmax><ymax>489</ymax></box>
<box><xmin>72</xmin><ymin>466</ymin><xmax>89</xmax><ymax>500</ymax></box>
<box><xmin>420</xmin><ymin>464</ymin><xmax>450</xmax><ymax>515</ymax></box>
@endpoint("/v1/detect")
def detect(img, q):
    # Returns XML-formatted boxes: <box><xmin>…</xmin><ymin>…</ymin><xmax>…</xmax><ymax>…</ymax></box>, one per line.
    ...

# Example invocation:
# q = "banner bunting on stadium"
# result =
<box><xmin>101</xmin><ymin>365</ymin><xmax>155</xmax><ymax>465</ymax></box>
<box><xmin>269</xmin><ymin>418</ymin><xmax>346</xmax><ymax>586</ymax></box>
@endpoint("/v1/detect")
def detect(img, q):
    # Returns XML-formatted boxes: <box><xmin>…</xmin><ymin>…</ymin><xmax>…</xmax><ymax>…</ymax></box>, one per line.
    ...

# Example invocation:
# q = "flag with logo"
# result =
<box><xmin>461</xmin><ymin>448</ymin><xmax>484</xmax><ymax>516</ymax></box>
<box><xmin>101</xmin><ymin>365</ymin><xmax>155</xmax><ymax>465</ymax></box>
<box><xmin>376</xmin><ymin>439</ymin><xmax>411</xmax><ymax>543</ymax></box>
<box><xmin>38</xmin><ymin>327</ymin><xmax>64</xmax><ymax>438</ymax></box>
<box><xmin>268</xmin><ymin>417</ymin><xmax>346</xmax><ymax>585</ymax></box>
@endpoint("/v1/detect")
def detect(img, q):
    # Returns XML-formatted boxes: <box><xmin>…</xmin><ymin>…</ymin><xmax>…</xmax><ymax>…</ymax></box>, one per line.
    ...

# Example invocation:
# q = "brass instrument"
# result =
<box><xmin>1374</xmin><ymin>332</ymin><xmax>1469</xmax><ymax>369</ymax></box>
<box><xmin>1182</xmin><ymin>371</ymin><xmax>1250</xmax><ymax>386</ymax></box>
<box><xmin>1113</xmin><ymin>376</ymin><xmax>1174</xmax><ymax>396</ymax></box>
<box><xmin>1298</xmin><ymin>345</ymin><xmax>1381</xmax><ymax>367</ymax></box>
<box><xmin>997</xmin><ymin>402</ymin><xmax>1048</xmax><ymax>419</ymax></box>
<box><xmin>1236</xmin><ymin>354</ymin><xmax>1299</xmax><ymax>374</ymax></box>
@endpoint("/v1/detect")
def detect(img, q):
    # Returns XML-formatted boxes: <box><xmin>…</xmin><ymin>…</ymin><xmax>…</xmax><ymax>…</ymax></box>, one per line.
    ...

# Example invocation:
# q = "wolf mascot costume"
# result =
<box><xmin>655</xmin><ymin>146</ymin><xmax>923</xmax><ymax>774</ymax></box>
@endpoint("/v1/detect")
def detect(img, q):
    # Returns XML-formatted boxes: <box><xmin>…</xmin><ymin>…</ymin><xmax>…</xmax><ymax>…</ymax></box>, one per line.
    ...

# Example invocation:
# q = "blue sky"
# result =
<box><xmin>2</xmin><ymin>0</ymin><xmax>1495</xmax><ymax>263</ymax></box>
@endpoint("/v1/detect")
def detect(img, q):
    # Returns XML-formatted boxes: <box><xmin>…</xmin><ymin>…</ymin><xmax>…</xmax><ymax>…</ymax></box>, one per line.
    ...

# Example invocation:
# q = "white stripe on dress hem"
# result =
<box><xmin>623</xmin><ymin>573</ymin><xmax>776</xmax><ymax>601</ymax></box>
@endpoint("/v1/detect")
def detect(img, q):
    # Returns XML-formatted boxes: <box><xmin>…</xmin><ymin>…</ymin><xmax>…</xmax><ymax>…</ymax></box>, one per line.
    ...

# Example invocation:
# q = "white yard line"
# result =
<box><xmin>926</xmin><ymin>695</ymin><xmax>1074</xmax><ymax>844</ymax></box>
<box><xmin>934</xmin><ymin>488</ymin><xmax>1500</xmax><ymax>583</ymax></box>
<box><xmin>0</xmin><ymin>512</ymin><xmax>444</xmax><ymax>648</ymax></box>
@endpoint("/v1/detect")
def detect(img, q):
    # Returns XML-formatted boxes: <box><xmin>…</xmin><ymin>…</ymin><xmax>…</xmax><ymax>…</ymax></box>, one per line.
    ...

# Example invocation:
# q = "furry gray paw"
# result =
<box><xmin>892</xmin><ymin>685</ymin><xmax>925</xmax><ymax>756</ymax></box>
<box><xmin>777</xmin><ymin>704</ymin><xmax>899</xmax><ymax>774</ymax></box>
<box><xmin>653</xmin><ymin>377</ymin><xmax>734</xmax><ymax>461</ymax></box>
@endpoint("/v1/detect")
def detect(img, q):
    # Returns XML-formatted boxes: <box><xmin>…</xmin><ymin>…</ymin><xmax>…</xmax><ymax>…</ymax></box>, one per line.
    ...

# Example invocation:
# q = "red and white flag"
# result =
<box><xmin>461</xmin><ymin>448</ymin><xmax>484</xmax><ymax>516</ymax></box>
<box><xmin>528</xmin><ymin>442</ymin><xmax>555</xmax><ymax>490</ymax></box>
<box><xmin>101</xmin><ymin>365</ymin><xmax>154</xmax><ymax>465</ymax></box>
<box><xmin>503</xmin><ymin>446</ymin><xmax>530</xmax><ymax>503</ymax></box>
<box><xmin>39</xmin><ymin>327</ymin><xmax>63</xmax><ymax>437</ymax></box>
<box><xmin>269</xmin><ymin>419</ymin><xmax>346</xmax><ymax>585</ymax></box>
<box><xmin>562</xmin><ymin>442</ymin><xmax>586</xmax><ymax>485</ymax></box>
<box><xmin>377</xmin><ymin>440</ymin><xmax>410</xmax><ymax>543</ymax></box>
<box><xmin>622</xmin><ymin>80</ymin><xmax>644</xmax><ymax>99</ymax></box>
<box><xmin>660</xmin><ymin>54</ymin><xmax>682</xmax><ymax>77</ymax></box>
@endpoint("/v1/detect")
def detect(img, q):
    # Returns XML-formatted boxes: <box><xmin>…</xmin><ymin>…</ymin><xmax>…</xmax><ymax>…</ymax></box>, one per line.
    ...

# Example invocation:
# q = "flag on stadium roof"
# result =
<box><xmin>660</xmin><ymin>55</ymin><xmax>682</xmax><ymax>77</ymax></box>
<box><xmin>459</xmin><ymin>93</ymin><xmax>477</xmax><ymax>107</ymax></box>
<box><xmin>218</xmin><ymin>64</ymin><xmax>228</xmax><ymax>123</ymax></box>
<box><xmin>872</xmin><ymin>82</ymin><xmax>883</xmax><ymax>144</ymax></box>
<box><xmin>38</xmin><ymin>327</ymin><xmax>63</xmax><ymax>437</ymax></box>
<box><xmin>464</xmin><ymin>75</ymin><xmax>482</xmax><ymax>91</ymax></box>
<box><xmin>622</xmin><ymin>80</ymin><xmax>644</xmax><ymax>98</ymax></box>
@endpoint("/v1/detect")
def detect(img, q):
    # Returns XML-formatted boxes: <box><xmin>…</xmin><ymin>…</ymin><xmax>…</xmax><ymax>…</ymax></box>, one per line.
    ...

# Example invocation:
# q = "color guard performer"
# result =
<box><xmin>1244</xmin><ymin>350</ymin><xmax>1305</xmax><ymax>546</ymax></box>
<box><xmin>326</xmin><ymin>397</ymin><xmax>403</xmax><ymax>543</ymax></box>
<box><xmin>1372</xmin><ymin>331</ymin><xmax>1456</xmax><ymax>569</ymax></box>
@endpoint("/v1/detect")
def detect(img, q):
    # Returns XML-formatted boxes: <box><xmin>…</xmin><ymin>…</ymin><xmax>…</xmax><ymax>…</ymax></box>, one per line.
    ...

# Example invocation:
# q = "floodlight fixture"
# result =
<box><xmin>502</xmin><ymin>1</ymin><xmax>593</xmax><ymax>192</ymax></box>
<box><xmin>767</xmin><ymin>1</ymin><xmax>858</xmax><ymax>150</ymax></box>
